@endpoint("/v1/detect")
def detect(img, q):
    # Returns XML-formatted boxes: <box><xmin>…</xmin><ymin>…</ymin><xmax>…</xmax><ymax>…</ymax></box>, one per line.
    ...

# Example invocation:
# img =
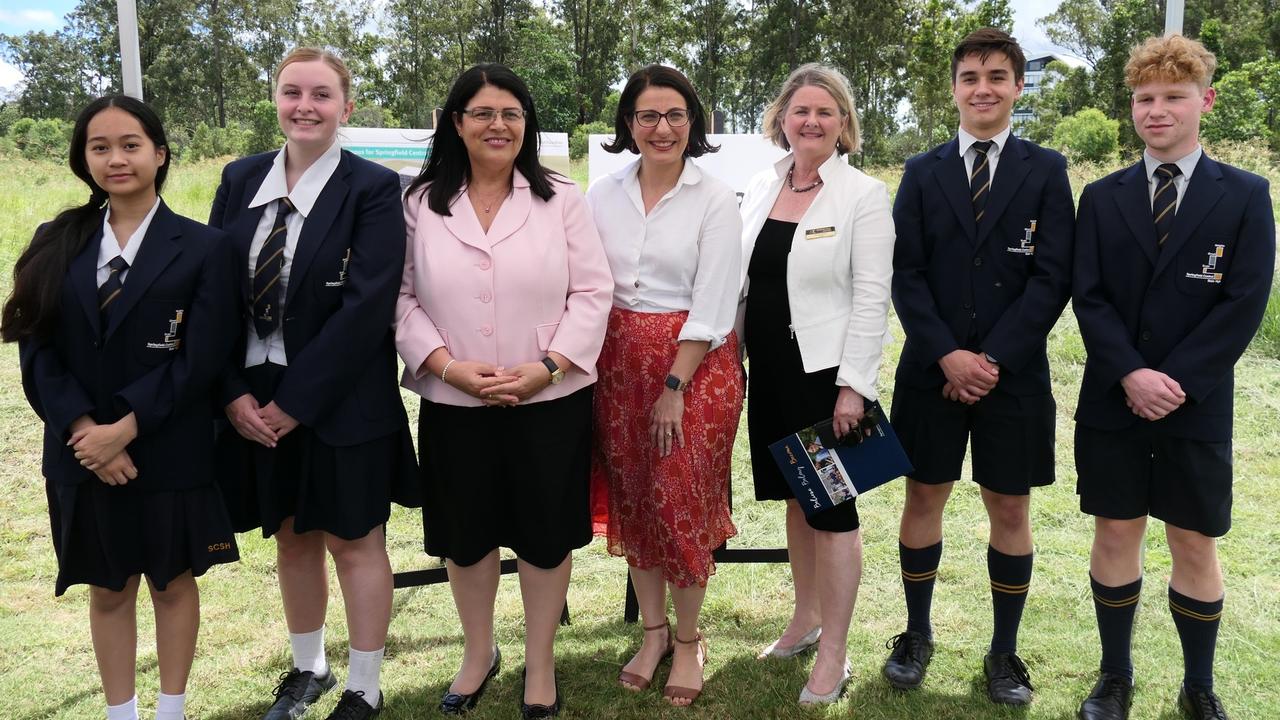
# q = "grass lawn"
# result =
<box><xmin>0</xmin><ymin>155</ymin><xmax>1277</xmax><ymax>719</ymax></box>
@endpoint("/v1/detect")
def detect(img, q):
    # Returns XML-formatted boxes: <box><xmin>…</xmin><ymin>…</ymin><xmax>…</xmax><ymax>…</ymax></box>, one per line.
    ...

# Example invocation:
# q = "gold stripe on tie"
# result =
<box><xmin>972</xmin><ymin>180</ymin><xmax>991</xmax><ymax>202</ymax></box>
<box><xmin>1094</xmin><ymin>592</ymin><xmax>1141</xmax><ymax>608</ymax></box>
<box><xmin>1154</xmin><ymin>202</ymin><xmax>1175</xmax><ymax>225</ymax></box>
<box><xmin>1170</xmin><ymin>601</ymin><xmax>1222</xmax><ymax>622</ymax></box>
<box><xmin>970</xmin><ymin>156</ymin><xmax>989</xmax><ymax>182</ymax></box>
<box><xmin>975</xmin><ymin>210</ymin><xmax>985</xmax><ymax>223</ymax></box>
<box><xmin>252</xmin><ymin>274</ymin><xmax>281</xmax><ymax>304</ymax></box>
<box><xmin>1153</xmin><ymin>182</ymin><xmax>1174</xmax><ymax>202</ymax></box>
<box><xmin>98</xmin><ymin>288</ymin><xmax>122</xmax><ymax>311</ymax></box>
<box><xmin>253</xmin><ymin>248</ymin><xmax>285</xmax><ymax>277</ymax></box>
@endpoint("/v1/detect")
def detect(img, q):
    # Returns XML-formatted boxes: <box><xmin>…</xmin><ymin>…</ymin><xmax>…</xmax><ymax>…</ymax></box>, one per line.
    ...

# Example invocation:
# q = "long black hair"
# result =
<box><xmin>406</xmin><ymin>64</ymin><xmax>560</xmax><ymax>215</ymax></box>
<box><xmin>1</xmin><ymin>95</ymin><xmax>171</xmax><ymax>342</ymax></box>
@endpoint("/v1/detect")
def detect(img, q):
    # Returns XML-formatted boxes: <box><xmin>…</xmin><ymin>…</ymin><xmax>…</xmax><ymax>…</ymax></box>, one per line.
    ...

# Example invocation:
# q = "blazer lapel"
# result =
<box><xmin>105</xmin><ymin>201</ymin><xmax>182</xmax><ymax>339</ymax></box>
<box><xmin>484</xmin><ymin>184</ymin><xmax>532</xmax><ymax>248</ymax></box>
<box><xmin>931</xmin><ymin>139</ymin><xmax>977</xmax><ymax>244</ymax></box>
<box><xmin>1113</xmin><ymin>162</ymin><xmax>1159</xmax><ymax>266</ymax></box>
<box><xmin>286</xmin><ymin>162</ymin><xmax>348</xmax><ymax>307</ymax></box>
<box><xmin>70</xmin><ymin>224</ymin><xmax>104</xmax><ymax>338</ymax></box>
<box><xmin>976</xmin><ymin>136</ymin><xmax>1032</xmax><ymax>245</ymax></box>
<box><xmin>1153</xmin><ymin>154</ymin><xmax>1225</xmax><ymax>279</ymax></box>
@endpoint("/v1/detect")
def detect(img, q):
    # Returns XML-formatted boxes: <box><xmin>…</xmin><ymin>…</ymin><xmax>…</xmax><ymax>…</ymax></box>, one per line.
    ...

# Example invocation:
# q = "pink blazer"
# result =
<box><xmin>395</xmin><ymin>171</ymin><xmax>614</xmax><ymax>406</ymax></box>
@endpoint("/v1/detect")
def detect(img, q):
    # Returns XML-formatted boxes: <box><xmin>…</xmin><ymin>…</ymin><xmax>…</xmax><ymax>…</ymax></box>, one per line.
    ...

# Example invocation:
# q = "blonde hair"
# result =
<box><xmin>762</xmin><ymin>63</ymin><xmax>862</xmax><ymax>154</ymax></box>
<box><xmin>275</xmin><ymin>47</ymin><xmax>353</xmax><ymax>100</ymax></box>
<box><xmin>1125</xmin><ymin>35</ymin><xmax>1217</xmax><ymax>90</ymax></box>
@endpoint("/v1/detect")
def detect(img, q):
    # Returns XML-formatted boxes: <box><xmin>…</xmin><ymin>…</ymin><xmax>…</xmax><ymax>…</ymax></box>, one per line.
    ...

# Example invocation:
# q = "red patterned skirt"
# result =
<box><xmin>591</xmin><ymin>307</ymin><xmax>744</xmax><ymax>588</ymax></box>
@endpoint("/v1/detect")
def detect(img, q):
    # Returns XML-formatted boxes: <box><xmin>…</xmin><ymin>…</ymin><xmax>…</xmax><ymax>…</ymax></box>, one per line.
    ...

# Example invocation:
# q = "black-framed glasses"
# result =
<box><xmin>458</xmin><ymin>107</ymin><xmax>527</xmax><ymax>124</ymax></box>
<box><xmin>632</xmin><ymin>109</ymin><xmax>690</xmax><ymax>128</ymax></box>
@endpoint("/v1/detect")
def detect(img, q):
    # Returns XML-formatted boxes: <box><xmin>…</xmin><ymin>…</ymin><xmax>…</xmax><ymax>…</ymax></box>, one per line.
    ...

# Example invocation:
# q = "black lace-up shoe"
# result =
<box><xmin>325</xmin><ymin>690</ymin><xmax>381</xmax><ymax>719</ymax></box>
<box><xmin>984</xmin><ymin>651</ymin><xmax>1033</xmax><ymax>705</ymax></box>
<box><xmin>263</xmin><ymin>668</ymin><xmax>338</xmax><ymax>720</ymax></box>
<box><xmin>882</xmin><ymin>631</ymin><xmax>934</xmax><ymax>690</ymax></box>
<box><xmin>1179</xmin><ymin>684</ymin><xmax>1229</xmax><ymax>720</ymax></box>
<box><xmin>1078</xmin><ymin>672</ymin><xmax>1134</xmax><ymax>720</ymax></box>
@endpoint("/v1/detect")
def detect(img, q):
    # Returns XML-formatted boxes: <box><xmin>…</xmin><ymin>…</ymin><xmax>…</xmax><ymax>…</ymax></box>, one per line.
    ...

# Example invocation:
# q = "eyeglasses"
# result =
<box><xmin>632</xmin><ymin>109</ymin><xmax>690</xmax><ymax>128</ymax></box>
<box><xmin>458</xmin><ymin>107</ymin><xmax>526</xmax><ymax>124</ymax></box>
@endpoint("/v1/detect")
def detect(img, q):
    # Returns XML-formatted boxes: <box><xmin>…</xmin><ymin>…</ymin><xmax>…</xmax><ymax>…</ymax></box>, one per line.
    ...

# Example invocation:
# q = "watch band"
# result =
<box><xmin>664</xmin><ymin>374</ymin><xmax>689</xmax><ymax>392</ymax></box>
<box><xmin>541</xmin><ymin>357</ymin><xmax>565</xmax><ymax>384</ymax></box>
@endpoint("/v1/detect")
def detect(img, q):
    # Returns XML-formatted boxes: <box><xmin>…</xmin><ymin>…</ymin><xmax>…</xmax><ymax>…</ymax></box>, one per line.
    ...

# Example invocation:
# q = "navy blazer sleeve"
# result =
<box><xmin>1158</xmin><ymin>177</ymin><xmax>1276</xmax><ymax>401</ymax></box>
<box><xmin>208</xmin><ymin>162</ymin><xmax>253</xmax><ymax>407</ymax></box>
<box><xmin>892</xmin><ymin>159</ymin><xmax>960</xmax><ymax>364</ymax></box>
<box><xmin>981</xmin><ymin>152</ymin><xmax>1074</xmax><ymax>373</ymax></box>
<box><xmin>272</xmin><ymin>169</ymin><xmax>406</xmax><ymax>427</ymax></box>
<box><xmin>19</xmin><ymin>338</ymin><xmax>96</xmax><ymax>440</ymax></box>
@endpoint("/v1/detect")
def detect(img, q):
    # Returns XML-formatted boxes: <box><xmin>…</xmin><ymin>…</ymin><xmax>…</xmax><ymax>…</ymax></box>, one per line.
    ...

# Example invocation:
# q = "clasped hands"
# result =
<box><xmin>68</xmin><ymin>413</ymin><xmax>138</xmax><ymax>486</ymax></box>
<box><xmin>441</xmin><ymin>360</ymin><xmax>551</xmax><ymax>407</ymax></box>
<box><xmin>226</xmin><ymin>395</ymin><xmax>298</xmax><ymax>447</ymax></box>
<box><xmin>939</xmin><ymin>349</ymin><xmax>999</xmax><ymax>404</ymax></box>
<box><xmin>1121</xmin><ymin>367</ymin><xmax>1185</xmax><ymax>421</ymax></box>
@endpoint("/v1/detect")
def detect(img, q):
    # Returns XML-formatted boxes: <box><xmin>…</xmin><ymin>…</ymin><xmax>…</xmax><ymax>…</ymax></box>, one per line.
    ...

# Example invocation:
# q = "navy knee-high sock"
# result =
<box><xmin>1169</xmin><ymin>587</ymin><xmax>1223</xmax><ymax>690</ymax></box>
<box><xmin>901</xmin><ymin>541</ymin><xmax>943</xmax><ymax>637</ymax></box>
<box><xmin>1092</xmin><ymin>574</ymin><xmax>1142</xmax><ymax>679</ymax></box>
<box><xmin>988</xmin><ymin>546</ymin><xmax>1033</xmax><ymax>654</ymax></box>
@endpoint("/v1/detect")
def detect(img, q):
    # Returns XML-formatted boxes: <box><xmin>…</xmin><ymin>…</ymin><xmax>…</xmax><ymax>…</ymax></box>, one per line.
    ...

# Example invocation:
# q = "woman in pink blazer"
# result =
<box><xmin>395</xmin><ymin>64</ymin><xmax>612</xmax><ymax>720</ymax></box>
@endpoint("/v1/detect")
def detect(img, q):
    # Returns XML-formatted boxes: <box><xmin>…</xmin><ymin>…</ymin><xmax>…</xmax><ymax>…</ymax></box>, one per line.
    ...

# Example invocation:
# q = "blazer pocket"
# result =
<box><xmin>133</xmin><ymin>300</ymin><xmax>187</xmax><ymax>366</ymax></box>
<box><xmin>535</xmin><ymin>322</ymin><xmax>559</xmax><ymax>352</ymax></box>
<box><xmin>1175</xmin><ymin>238</ymin><xmax>1232</xmax><ymax>296</ymax></box>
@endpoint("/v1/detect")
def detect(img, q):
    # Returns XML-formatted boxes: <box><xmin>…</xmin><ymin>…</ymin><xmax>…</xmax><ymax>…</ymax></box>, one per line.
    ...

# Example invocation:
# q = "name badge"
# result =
<box><xmin>1007</xmin><ymin>220</ymin><xmax>1037</xmax><ymax>256</ymax></box>
<box><xmin>805</xmin><ymin>226</ymin><xmax>836</xmax><ymax>240</ymax></box>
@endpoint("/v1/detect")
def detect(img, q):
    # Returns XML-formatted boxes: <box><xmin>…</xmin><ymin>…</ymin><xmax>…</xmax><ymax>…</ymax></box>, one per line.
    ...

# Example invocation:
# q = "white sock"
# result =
<box><xmin>154</xmin><ymin>692</ymin><xmax>186</xmax><ymax>720</ymax></box>
<box><xmin>345</xmin><ymin>646</ymin><xmax>385</xmax><ymax>703</ymax></box>
<box><xmin>105</xmin><ymin>695</ymin><xmax>138</xmax><ymax>720</ymax></box>
<box><xmin>289</xmin><ymin>627</ymin><xmax>329</xmax><ymax>676</ymax></box>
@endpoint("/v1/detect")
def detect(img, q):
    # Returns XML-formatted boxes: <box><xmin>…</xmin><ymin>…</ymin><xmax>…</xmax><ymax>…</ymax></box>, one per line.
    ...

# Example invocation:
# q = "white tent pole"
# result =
<box><xmin>1165</xmin><ymin>0</ymin><xmax>1185</xmax><ymax>36</ymax></box>
<box><xmin>117</xmin><ymin>0</ymin><xmax>143</xmax><ymax>98</ymax></box>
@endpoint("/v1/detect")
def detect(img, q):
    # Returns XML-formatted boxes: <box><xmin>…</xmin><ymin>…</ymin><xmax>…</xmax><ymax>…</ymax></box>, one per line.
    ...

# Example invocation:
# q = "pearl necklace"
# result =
<box><xmin>786</xmin><ymin>164</ymin><xmax>823</xmax><ymax>193</ymax></box>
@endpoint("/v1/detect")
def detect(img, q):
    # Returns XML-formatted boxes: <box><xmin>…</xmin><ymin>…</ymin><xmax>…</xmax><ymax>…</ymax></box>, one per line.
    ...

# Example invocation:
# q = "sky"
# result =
<box><xmin>0</xmin><ymin>0</ymin><xmax>1071</xmax><ymax>96</ymax></box>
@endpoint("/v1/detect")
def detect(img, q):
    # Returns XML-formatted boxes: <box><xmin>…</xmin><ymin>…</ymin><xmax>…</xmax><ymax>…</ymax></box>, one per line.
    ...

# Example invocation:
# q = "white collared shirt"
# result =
<box><xmin>1144</xmin><ymin>145</ymin><xmax>1201</xmax><ymax>211</ymax></box>
<box><xmin>958</xmin><ymin>125</ymin><xmax>1012</xmax><ymax>189</ymax></box>
<box><xmin>244</xmin><ymin>140</ymin><xmax>343</xmax><ymax>367</ymax></box>
<box><xmin>96</xmin><ymin>197</ymin><xmax>162</xmax><ymax>286</ymax></box>
<box><xmin>586</xmin><ymin>158</ymin><xmax>742</xmax><ymax>349</ymax></box>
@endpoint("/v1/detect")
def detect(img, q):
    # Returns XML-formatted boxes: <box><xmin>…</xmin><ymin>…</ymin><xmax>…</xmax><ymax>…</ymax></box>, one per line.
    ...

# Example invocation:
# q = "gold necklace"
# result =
<box><xmin>469</xmin><ymin>185</ymin><xmax>511</xmax><ymax>214</ymax></box>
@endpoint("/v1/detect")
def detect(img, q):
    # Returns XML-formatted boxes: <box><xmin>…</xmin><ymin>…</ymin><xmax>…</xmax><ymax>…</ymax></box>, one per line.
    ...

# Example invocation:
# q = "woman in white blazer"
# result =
<box><xmin>737</xmin><ymin>63</ymin><xmax>895</xmax><ymax>705</ymax></box>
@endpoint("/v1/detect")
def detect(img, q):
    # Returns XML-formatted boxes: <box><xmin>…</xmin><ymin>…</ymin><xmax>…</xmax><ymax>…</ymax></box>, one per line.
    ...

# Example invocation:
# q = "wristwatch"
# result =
<box><xmin>541</xmin><ymin>357</ymin><xmax>565</xmax><ymax>384</ymax></box>
<box><xmin>664</xmin><ymin>374</ymin><xmax>689</xmax><ymax>392</ymax></box>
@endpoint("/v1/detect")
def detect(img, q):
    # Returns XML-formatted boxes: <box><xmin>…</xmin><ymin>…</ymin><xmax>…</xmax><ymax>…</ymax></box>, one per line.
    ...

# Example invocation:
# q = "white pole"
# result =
<box><xmin>117</xmin><ymin>0</ymin><xmax>143</xmax><ymax>99</ymax></box>
<box><xmin>1165</xmin><ymin>0</ymin><xmax>1185</xmax><ymax>36</ymax></box>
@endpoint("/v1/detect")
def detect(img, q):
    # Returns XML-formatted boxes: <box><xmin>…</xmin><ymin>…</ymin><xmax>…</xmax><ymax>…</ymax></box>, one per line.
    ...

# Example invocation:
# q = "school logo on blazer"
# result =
<box><xmin>1185</xmin><ymin>244</ymin><xmax>1226</xmax><ymax>284</ymax></box>
<box><xmin>1007</xmin><ymin>220</ymin><xmax>1037</xmax><ymax>256</ymax></box>
<box><xmin>325</xmin><ymin>248</ymin><xmax>352</xmax><ymax>287</ymax></box>
<box><xmin>145</xmin><ymin>310</ymin><xmax>184</xmax><ymax>351</ymax></box>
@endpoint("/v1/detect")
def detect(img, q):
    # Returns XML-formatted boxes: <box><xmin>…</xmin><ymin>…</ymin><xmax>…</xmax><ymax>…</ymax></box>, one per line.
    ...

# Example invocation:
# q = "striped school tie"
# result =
<box><xmin>252</xmin><ymin>196</ymin><xmax>294</xmax><ymax>339</ymax></box>
<box><xmin>971</xmin><ymin>140</ymin><xmax>993</xmax><ymax>223</ymax></box>
<box><xmin>98</xmin><ymin>255</ymin><xmax>129</xmax><ymax>326</ymax></box>
<box><xmin>1152</xmin><ymin>163</ymin><xmax>1181</xmax><ymax>247</ymax></box>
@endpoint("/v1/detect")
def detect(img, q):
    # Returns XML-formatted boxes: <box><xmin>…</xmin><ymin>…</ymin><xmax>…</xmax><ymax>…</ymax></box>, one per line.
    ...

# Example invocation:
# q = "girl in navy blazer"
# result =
<box><xmin>1</xmin><ymin>96</ymin><xmax>240</xmax><ymax>720</ymax></box>
<box><xmin>209</xmin><ymin>48</ymin><xmax>416</xmax><ymax>720</ymax></box>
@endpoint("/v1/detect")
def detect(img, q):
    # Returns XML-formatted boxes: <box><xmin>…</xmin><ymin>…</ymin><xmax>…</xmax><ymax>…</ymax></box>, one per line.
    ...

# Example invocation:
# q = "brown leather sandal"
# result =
<box><xmin>662</xmin><ymin>632</ymin><xmax>707</xmax><ymax>706</ymax></box>
<box><xmin>617</xmin><ymin>619</ymin><xmax>674</xmax><ymax>691</ymax></box>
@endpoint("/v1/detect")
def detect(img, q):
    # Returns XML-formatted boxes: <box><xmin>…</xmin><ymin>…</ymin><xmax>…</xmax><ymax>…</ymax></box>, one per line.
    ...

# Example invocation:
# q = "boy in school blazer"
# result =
<box><xmin>886</xmin><ymin>28</ymin><xmax>1074</xmax><ymax>706</ymax></box>
<box><xmin>1072</xmin><ymin>35</ymin><xmax>1274</xmax><ymax>720</ymax></box>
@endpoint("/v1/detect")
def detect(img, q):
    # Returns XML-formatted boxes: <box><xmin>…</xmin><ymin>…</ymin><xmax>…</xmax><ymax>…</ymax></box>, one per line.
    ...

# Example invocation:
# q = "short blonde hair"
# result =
<box><xmin>1125</xmin><ymin>35</ymin><xmax>1217</xmax><ymax>90</ymax></box>
<box><xmin>275</xmin><ymin>47</ymin><xmax>353</xmax><ymax>100</ymax></box>
<box><xmin>762</xmin><ymin>63</ymin><xmax>862</xmax><ymax>154</ymax></box>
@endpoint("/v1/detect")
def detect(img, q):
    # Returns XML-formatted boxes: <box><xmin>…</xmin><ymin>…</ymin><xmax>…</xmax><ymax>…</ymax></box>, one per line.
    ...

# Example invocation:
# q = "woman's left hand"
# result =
<box><xmin>70</xmin><ymin>415</ymin><xmax>137</xmax><ymax>470</ymax></box>
<box><xmin>480</xmin><ymin>362</ymin><xmax>552</xmax><ymax>406</ymax></box>
<box><xmin>258</xmin><ymin>402</ymin><xmax>300</xmax><ymax>438</ymax></box>
<box><xmin>832</xmin><ymin>387</ymin><xmax>866</xmax><ymax>438</ymax></box>
<box><xmin>649</xmin><ymin>389</ymin><xmax>685</xmax><ymax>457</ymax></box>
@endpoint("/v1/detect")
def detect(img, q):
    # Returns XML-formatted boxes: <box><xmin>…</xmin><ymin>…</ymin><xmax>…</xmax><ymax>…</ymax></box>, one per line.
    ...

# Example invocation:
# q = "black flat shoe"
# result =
<box><xmin>1179</xmin><ymin>683</ymin><xmax>1229</xmax><ymax>720</ymax></box>
<box><xmin>520</xmin><ymin>668</ymin><xmax>561</xmax><ymax>719</ymax></box>
<box><xmin>263</xmin><ymin>667</ymin><xmax>338</xmax><ymax>720</ymax></box>
<box><xmin>439</xmin><ymin>646</ymin><xmax>500</xmax><ymax>715</ymax></box>
<box><xmin>984</xmin><ymin>651</ymin><xmax>1033</xmax><ymax>706</ymax></box>
<box><xmin>1078</xmin><ymin>672</ymin><xmax>1134</xmax><ymax>720</ymax></box>
<box><xmin>882</xmin><ymin>631</ymin><xmax>934</xmax><ymax>690</ymax></box>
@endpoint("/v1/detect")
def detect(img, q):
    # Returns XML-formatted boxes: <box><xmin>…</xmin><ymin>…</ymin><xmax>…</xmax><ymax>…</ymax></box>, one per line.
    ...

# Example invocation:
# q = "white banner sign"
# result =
<box><xmin>588</xmin><ymin>133</ymin><xmax>787</xmax><ymax>197</ymax></box>
<box><xmin>341</xmin><ymin>127</ymin><xmax>571</xmax><ymax>190</ymax></box>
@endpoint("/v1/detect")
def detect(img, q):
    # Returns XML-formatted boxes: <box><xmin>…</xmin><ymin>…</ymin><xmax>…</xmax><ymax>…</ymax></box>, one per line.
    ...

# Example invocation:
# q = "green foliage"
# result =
<box><xmin>569</xmin><ymin>120</ymin><xmax>610</xmax><ymax>160</ymax></box>
<box><xmin>7</xmin><ymin>117</ymin><xmax>73</xmax><ymax>160</ymax></box>
<box><xmin>597</xmin><ymin>91</ymin><xmax>620</xmax><ymax>126</ymax></box>
<box><xmin>1052</xmin><ymin>107</ymin><xmax>1118</xmax><ymax>163</ymax></box>
<box><xmin>185</xmin><ymin>121</ymin><xmax>248</xmax><ymax>161</ymax></box>
<box><xmin>348</xmin><ymin>104</ymin><xmax>398</xmax><ymax>129</ymax></box>
<box><xmin>244</xmin><ymin>100</ymin><xmax>283</xmax><ymax>155</ymax></box>
<box><xmin>0</xmin><ymin>104</ymin><xmax>20</xmax><ymax>137</ymax></box>
<box><xmin>1202</xmin><ymin>67</ymin><xmax>1269</xmax><ymax>145</ymax></box>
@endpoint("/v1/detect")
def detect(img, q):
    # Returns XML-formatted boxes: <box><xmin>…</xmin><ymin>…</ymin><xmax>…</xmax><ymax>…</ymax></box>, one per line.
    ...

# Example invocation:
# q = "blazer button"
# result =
<box><xmin>1140</xmin><ymin>330</ymin><xmax>1152</xmax><ymax>341</ymax></box>
<box><xmin>478</xmin><ymin>260</ymin><xmax>491</xmax><ymax>270</ymax></box>
<box><xmin>963</xmin><ymin>301</ymin><xmax>972</xmax><ymax>309</ymax></box>
<box><xmin>973</xmin><ymin>257</ymin><xmax>983</xmax><ymax>267</ymax></box>
<box><xmin>480</xmin><ymin>325</ymin><xmax>493</xmax><ymax>336</ymax></box>
<box><xmin>480</xmin><ymin>292</ymin><xmax>492</xmax><ymax>303</ymax></box>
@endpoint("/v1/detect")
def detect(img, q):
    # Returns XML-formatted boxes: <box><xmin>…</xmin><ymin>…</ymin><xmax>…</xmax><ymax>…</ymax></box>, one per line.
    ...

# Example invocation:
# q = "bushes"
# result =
<box><xmin>7</xmin><ymin>117</ymin><xmax>72</xmax><ymax>160</ymax></box>
<box><xmin>1052</xmin><ymin>108</ymin><xmax>1119</xmax><ymax>164</ymax></box>
<box><xmin>569</xmin><ymin>120</ymin><xmax>611</xmax><ymax>160</ymax></box>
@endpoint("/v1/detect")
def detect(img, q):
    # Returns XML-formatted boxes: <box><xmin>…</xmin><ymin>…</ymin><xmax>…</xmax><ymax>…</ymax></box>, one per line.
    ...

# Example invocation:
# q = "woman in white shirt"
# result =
<box><xmin>586</xmin><ymin>64</ymin><xmax>744</xmax><ymax>707</ymax></box>
<box><xmin>738</xmin><ymin>63</ymin><xmax>895</xmax><ymax>705</ymax></box>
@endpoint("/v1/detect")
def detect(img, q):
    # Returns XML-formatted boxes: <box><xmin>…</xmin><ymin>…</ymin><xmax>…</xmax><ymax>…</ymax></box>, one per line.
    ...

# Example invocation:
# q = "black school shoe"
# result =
<box><xmin>1179</xmin><ymin>684</ymin><xmax>1229</xmax><ymax>720</ymax></box>
<box><xmin>882</xmin><ymin>631</ymin><xmax>934</xmax><ymax>690</ymax></box>
<box><xmin>984</xmin><ymin>651</ymin><xmax>1033</xmax><ymax>705</ymax></box>
<box><xmin>325</xmin><ymin>690</ymin><xmax>382</xmax><ymax>719</ymax></box>
<box><xmin>1077</xmin><ymin>672</ymin><xmax>1134</xmax><ymax>720</ymax></box>
<box><xmin>520</xmin><ymin>668</ymin><xmax>561</xmax><ymax>719</ymax></box>
<box><xmin>264</xmin><ymin>668</ymin><xmax>338</xmax><ymax>720</ymax></box>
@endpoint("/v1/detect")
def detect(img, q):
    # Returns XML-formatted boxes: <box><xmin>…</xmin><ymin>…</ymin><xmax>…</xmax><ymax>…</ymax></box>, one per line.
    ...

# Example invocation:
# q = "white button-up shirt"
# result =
<box><xmin>1144</xmin><ymin>145</ymin><xmax>1201</xmax><ymax>211</ymax></box>
<box><xmin>958</xmin><ymin>124</ymin><xmax>1012</xmax><ymax>189</ymax></box>
<box><xmin>244</xmin><ymin>140</ymin><xmax>343</xmax><ymax>367</ymax></box>
<box><xmin>586</xmin><ymin>158</ymin><xmax>742</xmax><ymax>349</ymax></box>
<box><xmin>96</xmin><ymin>196</ymin><xmax>161</xmax><ymax>286</ymax></box>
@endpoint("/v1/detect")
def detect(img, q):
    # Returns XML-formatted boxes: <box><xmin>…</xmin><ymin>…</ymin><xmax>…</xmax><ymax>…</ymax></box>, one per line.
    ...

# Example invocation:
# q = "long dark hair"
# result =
<box><xmin>601</xmin><ymin>64</ymin><xmax>719</xmax><ymax>158</ymax></box>
<box><xmin>406</xmin><ymin>64</ymin><xmax>560</xmax><ymax>215</ymax></box>
<box><xmin>1</xmin><ymin>95</ymin><xmax>170</xmax><ymax>342</ymax></box>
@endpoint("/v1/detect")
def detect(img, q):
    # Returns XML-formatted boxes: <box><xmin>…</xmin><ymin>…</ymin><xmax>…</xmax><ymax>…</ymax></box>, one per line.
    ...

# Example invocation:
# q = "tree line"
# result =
<box><xmin>2</xmin><ymin>0</ymin><xmax>1278</xmax><ymax>165</ymax></box>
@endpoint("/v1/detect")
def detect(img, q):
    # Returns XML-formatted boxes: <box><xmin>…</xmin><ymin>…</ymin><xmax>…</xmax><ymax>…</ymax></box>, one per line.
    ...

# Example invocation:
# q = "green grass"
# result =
<box><xmin>0</xmin><ymin>156</ymin><xmax>1278</xmax><ymax>719</ymax></box>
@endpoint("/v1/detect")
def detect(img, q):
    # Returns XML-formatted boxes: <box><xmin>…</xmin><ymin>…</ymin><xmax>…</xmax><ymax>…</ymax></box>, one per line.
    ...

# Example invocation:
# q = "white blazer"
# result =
<box><xmin>738</xmin><ymin>151</ymin><xmax>896</xmax><ymax>400</ymax></box>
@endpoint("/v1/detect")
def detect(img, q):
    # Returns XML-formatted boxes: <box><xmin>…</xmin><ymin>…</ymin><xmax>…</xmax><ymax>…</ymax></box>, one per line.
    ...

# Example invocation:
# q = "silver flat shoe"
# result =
<box><xmin>798</xmin><ymin>660</ymin><xmax>852</xmax><ymax>706</ymax></box>
<box><xmin>757</xmin><ymin>626</ymin><xmax>822</xmax><ymax>659</ymax></box>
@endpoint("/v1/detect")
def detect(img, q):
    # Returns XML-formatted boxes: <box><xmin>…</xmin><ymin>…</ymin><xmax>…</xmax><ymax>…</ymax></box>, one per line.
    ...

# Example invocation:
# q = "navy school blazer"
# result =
<box><xmin>891</xmin><ymin>134</ymin><xmax>1075</xmax><ymax>396</ymax></box>
<box><xmin>1072</xmin><ymin>154</ymin><xmax>1276</xmax><ymax>441</ymax></box>
<box><xmin>19</xmin><ymin>201</ymin><xmax>240</xmax><ymax>489</ymax></box>
<box><xmin>209</xmin><ymin>149</ymin><xmax>408</xmax><ymax>446</ymax></box>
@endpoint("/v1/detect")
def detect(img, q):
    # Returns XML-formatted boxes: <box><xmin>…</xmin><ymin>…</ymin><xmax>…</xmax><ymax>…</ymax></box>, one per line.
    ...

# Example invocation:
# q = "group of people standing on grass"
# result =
<box><xmin>1</xmin><ymin>24</ymin><xmax>1272</xmax><ymax>720</ymax></box>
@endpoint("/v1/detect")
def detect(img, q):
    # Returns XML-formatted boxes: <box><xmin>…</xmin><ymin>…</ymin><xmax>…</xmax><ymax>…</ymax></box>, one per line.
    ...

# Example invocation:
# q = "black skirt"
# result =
<box><xmin>417</xmin><ymin>386</ymin><xmax>594</xmax><ymax>569</ymax></box>
<box><xmin>217</xmin><ymin>363</ymin><xmax>421</xmax><ymax>540</ymax></box>
<box><xmin>47</xmin><ymin>479</ymin><xmax>239</xmax><ymax>596</ymax></box>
